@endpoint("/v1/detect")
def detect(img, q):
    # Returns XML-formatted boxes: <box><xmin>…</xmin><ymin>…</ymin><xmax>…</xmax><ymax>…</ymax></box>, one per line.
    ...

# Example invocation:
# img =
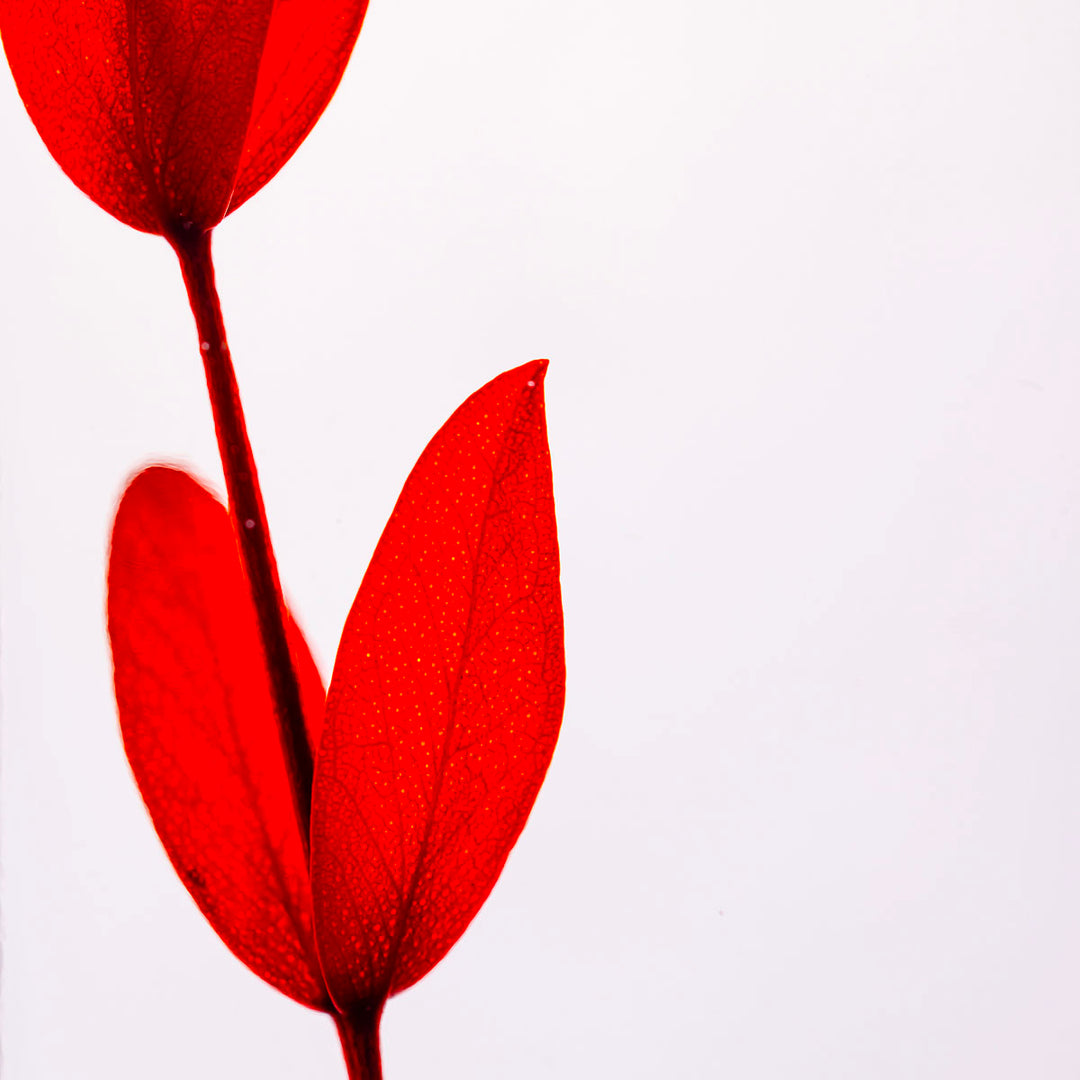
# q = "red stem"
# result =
<box><xmin>170</xmin><ymin>224</ymin><xmax>382</xmax><ymax>1080</ymax></box>
<box><xmin>334</xmin><ymin>1005</ymin><xmax>385</xmax><ymax>1080</ymax></box>
<box><xmin>168</xmin><ymin>224</ymin><xmax>314</xmax><ymax>856</ymax></box>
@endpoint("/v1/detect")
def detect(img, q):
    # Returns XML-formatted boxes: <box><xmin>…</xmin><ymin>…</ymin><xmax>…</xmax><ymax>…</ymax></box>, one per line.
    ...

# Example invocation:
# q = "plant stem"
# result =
<box><xmin>169</xmin><ymin>224</ymin><xmax>314</xmax><ymax>855</ymax></box>
<box><xmin>334</xmin><ymin>1004</ymin><xmax>385</xmax><ymax>1080</ymax></box>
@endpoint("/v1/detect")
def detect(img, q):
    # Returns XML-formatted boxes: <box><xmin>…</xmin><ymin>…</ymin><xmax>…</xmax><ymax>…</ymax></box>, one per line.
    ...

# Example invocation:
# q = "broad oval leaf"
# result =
<box><xmin>311</xmin><ymin>360</ymin><xmax>565</xmax><ymax>1011</ymax></box>
<box><xmin>0</xmin><ymin>0</ymin><xmax>371</xmax><ymax>232</ymax></box>
<box><xmin>0</xmin><ymin>0</ymin><xmax>275</xmax><ymax>232</ymax></box>
<box><xmin>107</xmin><ymin>465</ymin><xmax>329</xmax><ymax>1009</ymax></box>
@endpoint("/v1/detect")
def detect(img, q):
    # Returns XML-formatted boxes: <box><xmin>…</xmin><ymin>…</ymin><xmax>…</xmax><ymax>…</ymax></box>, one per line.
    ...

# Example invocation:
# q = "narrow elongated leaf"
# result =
<box><xmin>311</xmin><ymin>360</ymin><xmax>565</xmax><ymax>1011</ymax></box>
<box><xmin>107</xmin><ymin>465</ymin><xmax>329</xmax><ymax>1009</ymax></box>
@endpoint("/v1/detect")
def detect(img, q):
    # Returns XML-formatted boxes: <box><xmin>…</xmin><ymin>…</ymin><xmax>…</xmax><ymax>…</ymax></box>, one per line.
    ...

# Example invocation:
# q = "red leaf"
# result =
<box><xmin>229</xmin><ymin>0</ymin><xmax>372</xmax><ymax>214</ymax></box>
<box><xmin>310</xmin><ymin>360</ymin><xmax>565</xmax><ymax>1012</ymax></box>
<box><xmin>107</xmin><ymin>465</ymin><xmax>330</xmax><ymax>1009</ymax></box>
<box><xmin>0</xmin><ymin>0</ymin><xmax>369</xmax><ymax>233</ymax></box>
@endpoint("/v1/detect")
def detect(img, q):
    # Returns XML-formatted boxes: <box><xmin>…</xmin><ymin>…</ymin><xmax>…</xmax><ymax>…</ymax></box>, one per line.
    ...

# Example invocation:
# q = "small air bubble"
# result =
<box><xmin>200</xmin><ymin>341</ymin><xmax>210</xmax><ymax>351</ymax></box>
<box><xmin>244</xmin><ymin>519</ymin><xmax>255</xmax><ymax>529</ymax></box>
<box><xmin>526</xmin><ymin>380</ymin><xmax>535</xmax><ymax>387</ymax></box>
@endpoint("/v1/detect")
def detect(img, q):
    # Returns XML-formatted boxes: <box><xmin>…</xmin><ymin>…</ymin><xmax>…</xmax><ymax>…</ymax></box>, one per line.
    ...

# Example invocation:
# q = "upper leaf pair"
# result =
<box><xmin>107</xmin><ymin>362</ymin><xmax>565</xmax><ymax>1017</ymax></box>
<box><xmin>0</xmin><ymin>0</ymin><xmax>370</xmax><ymax>233</ymax></box>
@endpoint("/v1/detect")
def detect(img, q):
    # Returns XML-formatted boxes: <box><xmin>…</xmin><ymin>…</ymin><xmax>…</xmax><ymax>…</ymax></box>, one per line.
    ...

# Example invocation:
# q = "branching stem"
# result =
<box><xmin>170</xmin><ymin>224</ymin><xmax>384</xmax><ymax>1080</ymax></box>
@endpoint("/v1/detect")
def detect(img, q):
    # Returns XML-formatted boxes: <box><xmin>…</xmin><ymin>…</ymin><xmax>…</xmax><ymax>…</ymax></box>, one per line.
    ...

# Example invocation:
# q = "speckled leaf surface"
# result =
<box><xmin>311</xmin><ymin>361</ymin><xmax>565</xmax><ymax>1011</ymax></box>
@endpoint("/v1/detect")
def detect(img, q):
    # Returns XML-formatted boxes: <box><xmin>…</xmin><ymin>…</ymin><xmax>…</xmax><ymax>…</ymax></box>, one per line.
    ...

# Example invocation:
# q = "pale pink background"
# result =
<box><xmin>3</xmin><ymin>1</ymin><xmax>1080</xmax><ymax>1076</ymax></box>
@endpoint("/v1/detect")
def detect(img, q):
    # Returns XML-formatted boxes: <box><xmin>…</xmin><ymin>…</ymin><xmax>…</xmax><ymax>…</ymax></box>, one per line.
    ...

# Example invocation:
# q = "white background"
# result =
<box><xmin>4</xmin><ymin>1</ymin><xmax>1080</xmax><ymax>1076</ymax></box>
